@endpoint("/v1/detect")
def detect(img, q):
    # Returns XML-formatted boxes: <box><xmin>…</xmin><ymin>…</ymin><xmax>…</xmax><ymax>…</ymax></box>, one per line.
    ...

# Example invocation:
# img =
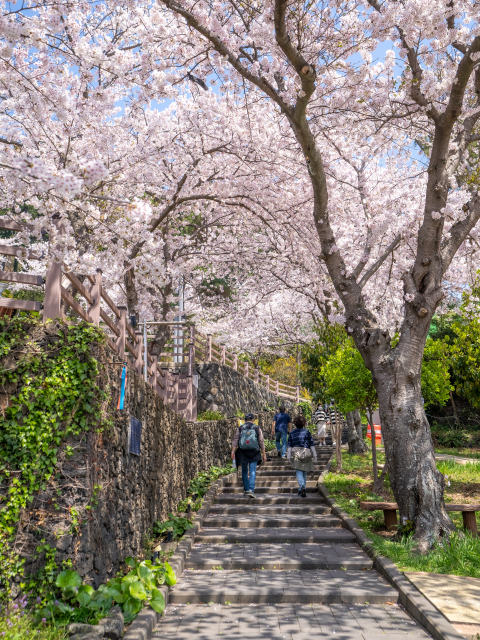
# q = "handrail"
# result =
<box><xmin>0</xmin><ymin>217</ymin><xmax>197</xmax><ymax>421</ymax></box>
<box><xmin>194</xmin><ymin>330</ymin><xmax>301</xmax><ymax>403</ymax></box>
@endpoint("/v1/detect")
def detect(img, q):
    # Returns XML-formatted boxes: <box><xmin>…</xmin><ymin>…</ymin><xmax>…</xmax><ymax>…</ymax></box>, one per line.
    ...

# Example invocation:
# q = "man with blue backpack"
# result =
<box><xmin>231</xmin><ymin>413</ymin><xmax>267</xmax><ymax>497</ymax></box>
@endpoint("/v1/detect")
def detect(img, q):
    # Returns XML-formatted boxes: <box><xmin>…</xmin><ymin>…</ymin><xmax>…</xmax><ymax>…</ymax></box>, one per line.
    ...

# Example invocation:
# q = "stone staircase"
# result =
<box><xmin>152</xmin><ymin>445</ymin><xmax>430</xmax><ymax>639</ymax></box>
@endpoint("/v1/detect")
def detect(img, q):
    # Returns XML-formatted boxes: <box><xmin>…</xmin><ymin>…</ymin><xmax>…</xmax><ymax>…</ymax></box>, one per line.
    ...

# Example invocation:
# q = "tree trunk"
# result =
<box><xmin>353</xmin><ymin>410</ymin><xmax>364</xmax><ymax>446</ymax></box>
<box><xmin>449</xmin><ymin>391</ymin><xmax>460</xmax><ymax>426</ymax></box>
<box><xmin>367</xmin><ymin>407</ymin><xmax>385</xmax><ymax>494</ymax></box>
<box><xmin>334</xmin><ymin>405</ymin><xmax>342</xmax><ymax>472</ymax></box>
<box><xmin>346</xmin><ymin>410</ymin><xmax>367</xmax><ymax>454</ymax></box>
<box><xmin>372</xmin><ymin>354</ymin><xmax>456</xmax><ymax>553</ymax></box>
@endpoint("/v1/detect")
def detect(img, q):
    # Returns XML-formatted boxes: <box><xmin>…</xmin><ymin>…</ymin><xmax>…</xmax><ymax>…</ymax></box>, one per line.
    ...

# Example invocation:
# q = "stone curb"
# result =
<box><xmin>318</xmin><ymin>483</ymin><xmax>466</xmax><ymax>640</ymax></box>
<box><xmin>123</xmin><ymin>470</ymin><xmax>237</xmax><ymax>640</ymax></box>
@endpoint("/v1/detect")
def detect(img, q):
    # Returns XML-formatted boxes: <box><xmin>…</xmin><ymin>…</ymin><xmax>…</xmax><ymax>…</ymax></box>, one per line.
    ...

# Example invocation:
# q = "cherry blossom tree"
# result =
<box><xmin>3</xmin><ymin>0</ymin><xmax>480</xmax><ymax>549</ymax></box>
<box><xmin>153</xmin><ymin>0</ymin><xmax>480</xmax><ymax>550</ymax></box>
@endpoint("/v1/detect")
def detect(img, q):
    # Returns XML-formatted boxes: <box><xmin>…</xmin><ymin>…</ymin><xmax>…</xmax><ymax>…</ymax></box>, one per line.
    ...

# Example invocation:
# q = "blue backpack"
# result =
<box><xmin>238</xmin><ymin>423</ymin><xmax>259</xmax><ymax>450</ymax></box>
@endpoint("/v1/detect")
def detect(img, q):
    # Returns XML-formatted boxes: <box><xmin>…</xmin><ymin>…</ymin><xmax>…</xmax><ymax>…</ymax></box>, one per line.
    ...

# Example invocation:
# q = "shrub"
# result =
<box><xmin>152</xmin><ymin>514</ymin><xmax>194</xmax><ymax>540</ymax></box>
<box><xmin>197</xmin><ymin>410</ymin><xmax>225</xmax><ymax>421</ymax></box>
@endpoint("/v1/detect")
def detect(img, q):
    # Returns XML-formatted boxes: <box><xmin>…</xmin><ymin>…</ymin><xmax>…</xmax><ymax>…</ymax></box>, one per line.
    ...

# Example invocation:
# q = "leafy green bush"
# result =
<box><xmin>197</xmin><ymin>410</ymin><xmax>225</xmax><ymax>421</ymax></box>
<box><xmin>296</xmin><ymin>401</ymin><xmax>312</xmax><ymax>420</ymax></box>
<box><xmin>436</xmin><ymin>429</ymin><xmax>470</xmax><ymax>448</ymax></box>
<box><xmin>39</xmin><ymin>558</ymin><xmax>176</xmax><ymax>626</ymax></box>
<box><xmin>188</xmin><ymin>464</ymin><xmax>233</xmax><ymax>498</ymax></box>
<box><xmin>264</xmin><ymin>438</ymin><xmax>276</xmax><ymax>451</ymax></box>
<box><xmin>153</xmin><ymin>513</ymin><xmax>194</xmax><ymax>540</ymax></box>
<box><xmin>0</xmin><ymin>318</ymin><xmax>111</xmax><ymax>594</ymax></box>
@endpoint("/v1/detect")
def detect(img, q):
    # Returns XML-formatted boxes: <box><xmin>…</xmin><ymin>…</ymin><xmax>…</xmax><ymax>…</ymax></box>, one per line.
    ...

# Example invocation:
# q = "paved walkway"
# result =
<box><xmin>378</xmin><ymin>446</ymin><xmax>478</xmax><ymax>466</ymax></box>
<box><xmin>153</xmin><ymin>446</ymin><xmax>431</xmax><ymax>639</ymax></box>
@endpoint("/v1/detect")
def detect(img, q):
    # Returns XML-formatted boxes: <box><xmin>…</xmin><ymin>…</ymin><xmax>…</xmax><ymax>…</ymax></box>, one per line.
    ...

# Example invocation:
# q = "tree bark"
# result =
<box><xmin>371</xmin><ymin>349</ymin><xmax>456</xmax><ymax>552</ymax></box>
<box><xmin>346</xmin><ymin>410</ymin><xmax>367</xmax><ymax>454</ymax></box>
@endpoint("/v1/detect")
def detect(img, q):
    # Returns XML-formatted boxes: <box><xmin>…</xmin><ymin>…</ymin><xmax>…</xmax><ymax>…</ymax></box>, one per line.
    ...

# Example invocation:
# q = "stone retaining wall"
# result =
<box><xmin>195</xmin><ymin>362</ymin><xmax>294</xmax><ymax>417</ymax></box>
<box><xmin>69</xmin><ymin>367</ymin><xmax>240</xmax><ymax>587</ymax></box>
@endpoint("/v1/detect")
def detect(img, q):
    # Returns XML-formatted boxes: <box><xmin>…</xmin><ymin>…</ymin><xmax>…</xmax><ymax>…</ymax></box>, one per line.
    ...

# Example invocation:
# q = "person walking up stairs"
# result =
<box><xmin>152</xmin><ymin>440</ymin><xmax>431</xmax><ymax>639</ymax></box>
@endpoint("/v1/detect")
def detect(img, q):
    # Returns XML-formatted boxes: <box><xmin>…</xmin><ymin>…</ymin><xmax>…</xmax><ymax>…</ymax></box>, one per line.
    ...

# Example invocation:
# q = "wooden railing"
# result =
<box><xmin>0</xmin><ymin>217</ymin><xmax>197</xmax><ymax>421</ymax></box>
<box><xmin>0</xmin><ymin>215</ymin><xmax>301</xmax><ymax>415</ymax></box>
<box><xmin>193</xmin><ymin>332</ymin><xmax>301</xmax><ymax>403</ymax></box>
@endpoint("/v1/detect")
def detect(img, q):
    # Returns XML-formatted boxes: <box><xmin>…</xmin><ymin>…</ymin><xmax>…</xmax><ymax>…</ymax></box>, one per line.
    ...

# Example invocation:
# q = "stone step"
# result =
<box><xmin>224</xmin><ymin>480</ymin><xmax>319</xmax><ymax>487</ymax></box>
<box><xmin>185</xmin><ymin>542</ymin><xmax>373</xmax><ymax>570</ymax></box>
<box><xmin>168</xmin><ymin>569</ymin><xmax>398</xmax><ymax>604</ymax></box>
<box><xmin>214</xmin><ymin>494</ymin><xmax>327</xmax><ymax>504</ymax></box>
<box><xmin>151</xmin><ymin>602</ymin><xmax>430</xmax><ymax>640</ymax></box>
<box><xmin>208</xmin><ymin>504</ymin><xmax>332</xmax><ymax>515</ymax></box>
<box><xmin>195</xmin><ymin>528</ymin><xmax>355</xmax><ymax>543</ymax></box>
<box><xmin>203</xmin><ymin>515</ymin><xmax>342</xmax><ymax>528</ymax></box>
<box><xmin>256</xmin><ymin>467</ymin><xmax>327</xmax><ymax>473</ymax></box>
<box><xmin>255</xmin><ymin>471</ymin><xmax>308</xmax><ymax>476</ymax></box>
<box><xmin>221</xmin><ymin>486</ymin><xmax>319</xmax><ymax>494</ymax></box>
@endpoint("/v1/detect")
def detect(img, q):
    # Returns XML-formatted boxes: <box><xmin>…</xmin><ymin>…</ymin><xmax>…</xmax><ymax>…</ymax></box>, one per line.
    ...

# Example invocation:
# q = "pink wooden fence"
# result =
<box><xmin>0</xmin><ymin>216</ymin><xmax>301</xmax><ymax>418</ymax></box>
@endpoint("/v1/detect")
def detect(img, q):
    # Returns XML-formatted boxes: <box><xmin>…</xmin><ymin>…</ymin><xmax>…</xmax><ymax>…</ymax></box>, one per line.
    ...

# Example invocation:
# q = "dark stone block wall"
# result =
<box><xmin>7</xmin><ymin>330</ymin><xmax>240</xmax><ymax>590</ymax></box>
<box><xmin>74</xmin><ymin>368</ymin><xmax>240</xmax><ymax>586</ymax></box>
<box><xmin>5</xmin><ymin>325</ymin><xmax>298</xmax><ymax>593</ymax></box>
<box><xmin>195</xmin><ymin>362</ymin><xmax>294</xmax><ymax>417</ymax></box>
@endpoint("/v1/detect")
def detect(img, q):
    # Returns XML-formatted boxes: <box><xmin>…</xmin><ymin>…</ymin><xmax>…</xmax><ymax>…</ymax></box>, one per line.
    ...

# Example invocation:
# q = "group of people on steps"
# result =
<box><xmin>231</xmin><ymin>403</ymin><xmax>342</xmax><ymax>498</ymax></box>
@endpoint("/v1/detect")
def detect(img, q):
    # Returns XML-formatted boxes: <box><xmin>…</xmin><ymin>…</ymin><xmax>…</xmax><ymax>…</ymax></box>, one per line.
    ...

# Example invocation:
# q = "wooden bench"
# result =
<box><xmin>359</xmin><ymin>501</ymin><xmax>480</xmax><ymax>534</ymax></box>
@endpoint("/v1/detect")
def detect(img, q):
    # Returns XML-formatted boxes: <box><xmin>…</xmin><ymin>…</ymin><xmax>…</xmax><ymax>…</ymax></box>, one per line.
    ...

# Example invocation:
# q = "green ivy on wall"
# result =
<box><xmin>0</xmin><ymin>317</ymin><xmax>111</xmax><ymax>593</ymax></box>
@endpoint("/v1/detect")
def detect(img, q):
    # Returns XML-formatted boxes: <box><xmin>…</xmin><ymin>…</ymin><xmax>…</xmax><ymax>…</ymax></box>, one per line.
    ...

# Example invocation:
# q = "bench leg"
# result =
<box><xmin>384</xmin><ymin>509</ymin><xmax>398</xmax><ymax>530</ymax></box>
<box><xmin>462</xmin><ymin>511</ymin><xmax>478</xmax><ymax>536</ymax></box>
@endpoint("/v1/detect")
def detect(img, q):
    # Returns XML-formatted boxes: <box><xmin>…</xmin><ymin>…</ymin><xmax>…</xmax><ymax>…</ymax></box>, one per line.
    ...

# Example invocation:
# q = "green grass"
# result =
<box><xmin>434</xmin><ymin>446</ymin><xmax>480</xmax><ymax>459</ymax></box>
<box><xmin>437</xmin><ymin>458</ymin><xmax>480</xmax><ymax>483</ymax></box>
<box><xmin>324</xmin><ymin>452</ymin><xmax>480</xmax><ymax>578</ymax></box>
<box><xmin>0</xmin><ymin>601</ymin><xmax>64</xmax><ymax>639</ymax></box>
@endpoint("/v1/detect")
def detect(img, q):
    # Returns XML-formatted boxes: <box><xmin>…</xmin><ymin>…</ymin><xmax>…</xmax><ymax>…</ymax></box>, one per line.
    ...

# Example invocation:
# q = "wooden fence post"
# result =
<box><xmin>244</xmin><ymin>361</ymin><xmax>249</xmax><ymax>378</ymax></box>
<box><xmin>221</xmin><ymin>344</ymin><xmax>226</xmax><ymax>365</ymax></box>
<box><xmin>88</xmin><ymin>269</ymin><xmax>102</xmax><ymax>326</ymax></box>
<box><xmin>43</xmin><ymin>261</ymin><xmax>62</xmax><ymax>321</ymax></box>
<box><xmin>265</xmin><ymin>374</ymin><xmax>270</xmax><ymax>391</ymax></box>
<box><xmin>43</xmin><ymin>216</ymin><xmax>65</xmax><ymax>322</ymax></box>
<box><xmin>276</xmin><ymin>380</ymin><xmax>279</xmax><ymax>396</ymax></box>
<box><xmin>116</xmin><ymin>306</ymin><xmax>127</xmax><ymax>358</ymax></box>
<box><xmin>134</xmin><ymin>331</ymin><xmax>143</xmax><ymax>375</ymax></box>
<box><xmin>149</xmin><ymin>355</ymin><xmax>158</xmax><ymax>388</ymax></box>
<box><xmin>207</xmin><ymin>334</ymin><xmax>212</xmax><ymax>362</ymax></box>
<box><xmin>255</xmin><ymin>367</ymin><xmax>259</xmax><ymax>384</ymax></box>
<box><xmin>189</xmin><ymin>325</ymin><xmax>195</xmax><ymax>377</ymax></box>
<box><xmin>296</xmin><ymin>385</ymin><xmax>300</xmax><ymax>403</ymax></box>
<box><xmin>233</xmin><ymin>353</ymin><xmax>237</xmax><ymax>370</ymax></box>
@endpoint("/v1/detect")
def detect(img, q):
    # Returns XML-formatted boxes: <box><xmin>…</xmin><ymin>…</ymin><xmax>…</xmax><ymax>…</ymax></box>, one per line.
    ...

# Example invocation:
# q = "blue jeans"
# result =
<box><xmin>241</xmin><ymin>461</ymin><xmax>257</xmax><ymax>491</ymax></box>
<box><xmin>275</xmin><ymin>431</ymin><xmax>288</xmax><ymax>457</ymax></box>
<box><xmin>296</xmin><ymin>469</ymin><xmax>308</xmax><ymax>489</ymax></box>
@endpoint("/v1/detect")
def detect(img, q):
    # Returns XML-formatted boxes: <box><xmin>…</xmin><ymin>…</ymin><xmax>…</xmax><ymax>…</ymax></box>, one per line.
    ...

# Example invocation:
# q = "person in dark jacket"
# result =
<box><xmin>231</xmin><ymin>413</ymin><xmax>266</xmax><ymax>498</ymax></box>
<box><xmin>286</xmin><ymin>415</ymin><xmax>317</xmax><ymax>497</ymax></box>
<box><xmin>271</xmin><ymin>404</ymin><xmax>291</xmax><ymax>458</ymax></box>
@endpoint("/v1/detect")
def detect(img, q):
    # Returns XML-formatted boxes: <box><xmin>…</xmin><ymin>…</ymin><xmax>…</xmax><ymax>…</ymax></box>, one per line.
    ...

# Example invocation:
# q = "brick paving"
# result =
<box><xmin>152</xmin><ymin>445</ymin><xmax>429</xmax><ymax>638</ymax></box>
